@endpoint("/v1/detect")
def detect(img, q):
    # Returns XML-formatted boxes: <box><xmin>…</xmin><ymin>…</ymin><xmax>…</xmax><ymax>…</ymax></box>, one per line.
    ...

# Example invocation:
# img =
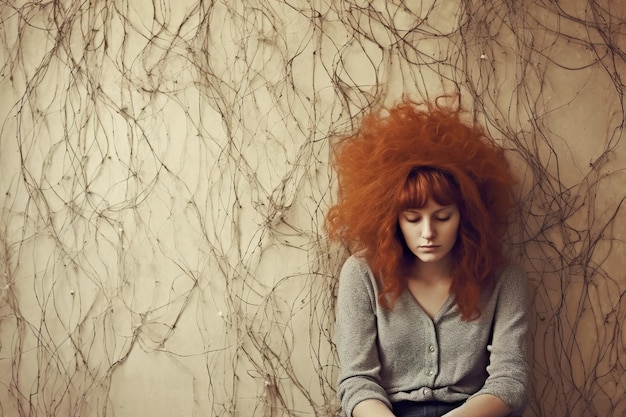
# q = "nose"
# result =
<box><xmin>421</xmin><ymin>219</ymin><xmax>436</xmax><ymax>240</ymax></box>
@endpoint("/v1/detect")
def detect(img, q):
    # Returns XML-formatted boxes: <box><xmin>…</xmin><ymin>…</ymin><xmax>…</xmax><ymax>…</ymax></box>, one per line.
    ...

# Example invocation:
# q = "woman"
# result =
<box><xmin>326</xmin><ymin>98</ymin><xmax>529</xmax><ymax>417</ymax></box>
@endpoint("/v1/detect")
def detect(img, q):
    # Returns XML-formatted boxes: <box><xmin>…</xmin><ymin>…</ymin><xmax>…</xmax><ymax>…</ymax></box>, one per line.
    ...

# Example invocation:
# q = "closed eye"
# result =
<box><xmin>405</xmin><ymin>216</ymin><xmax>450</xmax><ymax>223</ymax></box>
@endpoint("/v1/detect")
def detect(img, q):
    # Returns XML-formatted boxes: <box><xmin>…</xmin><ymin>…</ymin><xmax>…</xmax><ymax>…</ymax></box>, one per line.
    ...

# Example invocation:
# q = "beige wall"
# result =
<box><xmin>0</xmin><ymin>0</ymin><xmax>624</xmax><ymax>416</ymax></box>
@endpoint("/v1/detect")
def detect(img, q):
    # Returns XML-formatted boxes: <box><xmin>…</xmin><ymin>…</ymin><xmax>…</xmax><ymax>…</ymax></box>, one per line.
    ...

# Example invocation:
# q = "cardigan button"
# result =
<box><xmin>429</xmin><ymin>345</ymin><xmax>435</xmax><ymax>352</ymax></box>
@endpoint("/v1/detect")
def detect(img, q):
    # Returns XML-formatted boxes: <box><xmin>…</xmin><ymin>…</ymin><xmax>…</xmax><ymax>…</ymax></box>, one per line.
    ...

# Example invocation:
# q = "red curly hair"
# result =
<box><xmin>325</xmin><ymin>98</ymin><xmax>516</xmax><ymax>320</ymax></box>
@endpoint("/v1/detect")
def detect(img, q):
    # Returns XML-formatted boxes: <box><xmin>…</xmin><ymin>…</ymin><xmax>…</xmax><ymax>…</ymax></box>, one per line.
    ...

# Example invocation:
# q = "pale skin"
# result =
<box><xmin>353</xmin><ymin>395</ymin><xmax>511</xmax><ymax>417</ymax></box>
<box><xmin>352</xmin><ymin>199</ymin><xmax>512</xmax><ymax>417</ymax></box>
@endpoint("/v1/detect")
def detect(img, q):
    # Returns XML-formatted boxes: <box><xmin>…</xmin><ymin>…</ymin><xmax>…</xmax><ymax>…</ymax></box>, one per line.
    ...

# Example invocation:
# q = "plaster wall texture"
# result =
<box><xmin>0</xmin><ymin>1</ymin><xmax>624</xmax><ymax>416</ymax></box>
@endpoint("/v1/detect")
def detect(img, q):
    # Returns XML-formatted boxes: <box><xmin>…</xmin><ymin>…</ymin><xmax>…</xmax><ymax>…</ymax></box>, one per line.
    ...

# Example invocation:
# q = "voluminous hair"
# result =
<box><xmin>326</xmin><ymin>98</ymin><xmax>516</xmax><ymax>320</ymax></box>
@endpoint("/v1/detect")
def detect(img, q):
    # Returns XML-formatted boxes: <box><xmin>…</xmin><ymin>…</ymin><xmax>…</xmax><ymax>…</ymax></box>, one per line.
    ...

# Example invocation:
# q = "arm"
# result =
<box><xmin>442</xmin><ymin>394</ymin><xmax>511</xmax><ymax>417</ymax></box>
<box><xmin>460</xmin><ymin>266</ymin><xmax>530</xmax><ymax>416</ymax></box>
<box><xmin>353</xmin><ymin>399</ymin><xmax>396</xmax><ymax>417</ymax></box>
<box><xmin>335</xmin><ymin>256</ymin><xmax>393</xmax><ymax>417</ymax></box>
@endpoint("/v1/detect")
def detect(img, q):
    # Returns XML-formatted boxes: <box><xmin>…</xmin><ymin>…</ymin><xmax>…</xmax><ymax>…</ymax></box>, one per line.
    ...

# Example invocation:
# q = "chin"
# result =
<box><xmin>417</xmin><ymin>255</ymin><xmax>444</xmax><ymax>263</ymax></box>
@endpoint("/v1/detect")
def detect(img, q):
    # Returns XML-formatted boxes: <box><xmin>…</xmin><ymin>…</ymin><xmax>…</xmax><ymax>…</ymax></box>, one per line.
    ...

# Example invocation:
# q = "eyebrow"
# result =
<box><xmin>404</xmin><ymin>205</ymin><xmax>455</xmax><ymax>214</ymax></box>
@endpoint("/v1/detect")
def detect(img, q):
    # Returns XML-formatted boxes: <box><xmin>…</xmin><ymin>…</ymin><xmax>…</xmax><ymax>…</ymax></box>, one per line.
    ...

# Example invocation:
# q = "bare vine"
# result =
<box><xmin>0</xmin><ymin>0</ymin><xmax>624</xmax><ymax>416</ymax></box>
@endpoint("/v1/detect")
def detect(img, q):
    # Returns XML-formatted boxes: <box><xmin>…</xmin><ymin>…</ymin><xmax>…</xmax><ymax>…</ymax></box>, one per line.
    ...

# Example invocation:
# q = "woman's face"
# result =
<box><xmin>398</xmin><ymin>198</ymin><xmax>461</xmax><ymax>266</ymax></box>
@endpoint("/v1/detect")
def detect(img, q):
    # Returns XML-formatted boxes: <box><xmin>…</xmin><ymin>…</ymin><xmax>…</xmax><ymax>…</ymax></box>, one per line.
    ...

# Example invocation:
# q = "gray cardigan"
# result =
<box><xmin>335</xmin><ymin>255</ymin><xmax>529</xmax><ymax>417</ymax></box>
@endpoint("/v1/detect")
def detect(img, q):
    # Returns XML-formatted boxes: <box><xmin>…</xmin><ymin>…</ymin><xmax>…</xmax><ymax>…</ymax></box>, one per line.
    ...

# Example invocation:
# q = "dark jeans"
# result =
<box><xmin>392</xmin><ymin>400</ymin><xmax>464</xmax><ymax>417</ymax></box>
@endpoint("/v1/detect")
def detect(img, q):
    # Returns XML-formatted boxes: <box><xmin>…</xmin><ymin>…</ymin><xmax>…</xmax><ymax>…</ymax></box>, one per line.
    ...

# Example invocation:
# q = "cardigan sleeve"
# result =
<box><xmin>470</xmin><ymin>265</ymin><xmax>530</xmax><ymax>413</ymax></box>
<box><xmin>335</xmin><ymin>256</ymin><xmax>392</xmax><ymax>417</ymax></box>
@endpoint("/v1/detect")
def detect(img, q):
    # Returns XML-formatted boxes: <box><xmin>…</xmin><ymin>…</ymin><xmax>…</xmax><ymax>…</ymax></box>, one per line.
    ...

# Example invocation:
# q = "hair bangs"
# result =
<box><xmin>398</xmin><ymin>167</ymin><xmax>460</xmax><ymax>211</ymax></box>
<box><xmin>325</xmin><ymin>97</ymin><xmax>517</xmax><ymax>319</ymax></box>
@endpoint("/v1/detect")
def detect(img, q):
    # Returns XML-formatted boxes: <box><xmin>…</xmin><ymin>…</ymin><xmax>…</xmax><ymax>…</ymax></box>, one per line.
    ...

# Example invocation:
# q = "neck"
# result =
<box><xmin>409</xmin><ymin>257</ymin><xmax>453</xmax><ymax>283</ymax></box>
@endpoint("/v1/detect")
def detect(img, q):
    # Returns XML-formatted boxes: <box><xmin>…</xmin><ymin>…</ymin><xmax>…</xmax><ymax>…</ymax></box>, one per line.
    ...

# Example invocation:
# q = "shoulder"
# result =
<box><xmin>337</xmin><ymin>254</ymin><xmax>379</xmax><ymax>312</ymax></box>
<box><xmin>341</xmin><ymin>252</ymin><xmax>370</xmax><ymax>274</ymax></box>
<box><xmin>339</xmin><ymin>254</ymin><xmax>378</xmax><ymax>294</ymax></box>
<box><xmin>498</xmin><ymin>264</ymin><xmax>527</xmax><ymax>283</ymax></box>
<box><xmin>492</xmin><ymin>263</ymin><xmax>529</xmax><ymax>303</ymax></box>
